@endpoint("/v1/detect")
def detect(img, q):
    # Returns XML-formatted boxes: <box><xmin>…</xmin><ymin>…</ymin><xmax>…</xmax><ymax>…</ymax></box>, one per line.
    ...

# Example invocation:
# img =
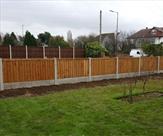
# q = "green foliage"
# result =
<box><xmin>104</xmin><ymin>43</ymin><xmax>114</xmax><ymax>56</ymax></box>
<box><xmin>10</xmin><ymin>32</ymin><xmax>18</xmax><ymax>46</ymax></box>
<box><xmin>85</xmin><ymin>41</ymin><xmax>107</xmax><ymax>57</ymax></box>
<box><xmin>74</xmin><ymin>34</ymin><xmax>97</xmax><ymax>48</ymax></box>
<box><xmin>38</xmin><ymin>32</ymin><xmax>51</xmax><ymax>45</ymax></box>
<box><xmin>17</xmin><ymin>36</ymin><xmax>24</xmax><ymax>46</ymax></box>
<box><xmin>2</xmin><ymin>32</ymin><xmax>18</xmax><ymax>46</ymax></box>
<box><xmin>49</xmin><ymin>36</ymin><xmax>69</xmax><ymax>48</ymax></box>
<box><xmin>23</xmin><ymin>31</ymin><xmax>37</xmax><ymax>46</ymax></box>
<box><xmin>121</xmin><ymin>43</ymin><xmax>135</xmax><ymax>54</ymax></box>
<box><xmin>142</xmin><ymin>43</ymin><xmax>163</xmax><ymax>56</ymax></box>
<box><xmin>3</xmin><ymin>33</ymin><xmax>12</xmax><ymax>46</ymax></box>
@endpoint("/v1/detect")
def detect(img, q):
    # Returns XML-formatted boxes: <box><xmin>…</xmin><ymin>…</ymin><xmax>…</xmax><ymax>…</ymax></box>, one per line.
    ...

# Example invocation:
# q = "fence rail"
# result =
<box><xmin>0</xmin><ymin>56</ymin><xmax>163</xmax><ymax>90</ymax></box>
<box><xmin>0</xmin><ymin>45</ymin><xmax>85</xmax><ymax>59</ymax></box>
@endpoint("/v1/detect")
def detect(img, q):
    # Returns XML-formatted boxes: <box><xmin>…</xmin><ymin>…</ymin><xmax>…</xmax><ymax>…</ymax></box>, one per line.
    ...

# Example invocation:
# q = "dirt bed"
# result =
<box><xmin>0</xmin><ymin>74</ymin><xmax>163</xmax><ymax>99</ymax></box>
<box><xmin>118</xmin><ymin>91</ymin><xmax>163</xmax><ymax>103</ymax></box>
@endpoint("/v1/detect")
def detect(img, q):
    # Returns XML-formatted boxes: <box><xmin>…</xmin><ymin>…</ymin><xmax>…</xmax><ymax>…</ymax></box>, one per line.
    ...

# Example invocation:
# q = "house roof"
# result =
<box><xmin>96</xmin><ymin>33</ymin><xmax>115</xmax><ymax>41</ymax></box>
<box><xmin>128</xmin><ymin>27</ymin><xmax>163</xmax><ymax>39</ymax></box>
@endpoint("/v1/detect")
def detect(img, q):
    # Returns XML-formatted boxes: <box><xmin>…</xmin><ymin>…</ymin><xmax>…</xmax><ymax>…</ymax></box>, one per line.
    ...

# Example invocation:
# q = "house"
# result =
<box><xmin>128</xmin><ymin>27</ymin><xmax>163</xmax><ymax>48</ymax></box>
<box><xmin>96</xmin><ymin>33</ymin><xmax>115</xmax><ymax>49</ymax></box>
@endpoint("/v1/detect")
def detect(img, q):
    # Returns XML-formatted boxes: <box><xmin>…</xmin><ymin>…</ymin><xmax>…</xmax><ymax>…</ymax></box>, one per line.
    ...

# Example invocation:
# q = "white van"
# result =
<box><xmin>129</xmin><ymin>49</ymin><xmax>147</xmax><ymax>57</ymax></box>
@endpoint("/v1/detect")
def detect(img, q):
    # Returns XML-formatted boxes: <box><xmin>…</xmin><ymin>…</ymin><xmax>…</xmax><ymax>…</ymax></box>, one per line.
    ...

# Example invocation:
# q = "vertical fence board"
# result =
<box><xmin>0</xmin><ymin>46</ymin><xmax>10</xmax><ymax>58</ymax></box>
<box><xmin>141</xmin><ymin>57</ymin><xmax>158</xmax><ymax>72</ymax></box>
<box><xmin>3</xmin><ymin>59</ymin><xmax>54</xmax><ymax>83</ymax></box>
<box><xmin>160</xmin><ymin>56</ymin><xmax>163</xmax><ymax>70</ymax></box>
<box><xmin>57</xmin><ymin>59</ymin><xmax>89</xmax><ymax>79</ymax></box>
<box><xmin>119</xmin><ymin>57</ymin><xmax>139</xmax><ymax>73</ymax></box>
<box><xmin>91</xmin><ymin>58</ymin><xmax>116</xmax><ymax>76</ymax></box>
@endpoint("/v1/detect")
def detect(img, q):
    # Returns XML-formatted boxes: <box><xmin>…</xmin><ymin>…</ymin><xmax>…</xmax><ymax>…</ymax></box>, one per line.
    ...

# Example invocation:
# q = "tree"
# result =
<box><xmin>38</xmin><ymin>32</ymin><xmax>51</xmax><ymax>46</ymax></box>
<box><xmin>23</xmin><ymin>31</ymin><xmax>37</xmax><ymax>46</ymax></box>
<box><xmin>67</xmin><ymin>30</ymin><xmax>73</xmax><ymax>47</ymax></box>
<box><xmin>117</xmin><ymin>31</ymin><xmax>135</xmax><ymax>54</ymax></box>
<box><xmin>74</xmin><ymin>34</ymin><xmax>97</xmax><ymax>48</ymax></box>
<box><xmin>3</xmin><ymin>33</ymin><xmax>12</xmax><ymax>46</ymax></box>
<box><xmin>10</xmin><ymin>32</ymin><xmax>18</xmax><ymax>46</ymax></box>
<box><xmin>17</xmin><ymin>36</ymin><xmax>24</xmax><ymax>46</ymax></box>
<box><xmin>49</xmin><ymin>36</ymin><xmax>69</xmax><ymax>48</ymax></box>
<box><xmin>85</xmin><ymin>41</ymin><xmax>107</xmax><ymax>57</ymax></box>
<box><xmin>142</xmin><ymin>43</ymin><xmax>163</xmax><ymax>56</ymax></box>
<box><xmin>102</xmin><ymin>36</ymin><xmax>114</xmax><ymax>56</ymax></box>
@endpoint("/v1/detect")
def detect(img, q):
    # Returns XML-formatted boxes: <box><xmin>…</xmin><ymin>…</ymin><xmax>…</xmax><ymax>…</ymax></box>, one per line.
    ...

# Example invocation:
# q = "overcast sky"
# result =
<box><xmin>0</xmin><ymin>0</ymin><xmax>163</xmax><ymax>39</ymax></box>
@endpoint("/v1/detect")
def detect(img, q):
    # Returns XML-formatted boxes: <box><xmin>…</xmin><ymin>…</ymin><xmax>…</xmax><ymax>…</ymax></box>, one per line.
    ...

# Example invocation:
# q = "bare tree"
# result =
<box><xmin>117</xmin><ymin>31</ymin><xmax>135</xmax><ymax>53</ymax></box>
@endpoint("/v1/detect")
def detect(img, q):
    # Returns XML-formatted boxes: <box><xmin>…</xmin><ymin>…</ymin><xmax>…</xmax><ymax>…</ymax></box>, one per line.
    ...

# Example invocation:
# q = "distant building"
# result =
<box><xmin>128</xmin><ymin>27</ymin><xmax>163</xmax><ymax>48</ymax></box>
<box><xmin>96</xmin><ymin>33</ymin><xmax>115</xmax><ymax>48</ymax></box>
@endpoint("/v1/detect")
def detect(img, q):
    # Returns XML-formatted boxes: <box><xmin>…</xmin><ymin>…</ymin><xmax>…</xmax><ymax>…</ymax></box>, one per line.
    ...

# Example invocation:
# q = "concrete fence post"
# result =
<box><xmin>43</xmin><ymin>46</ymin><xmax>46</xmax><ymax>59</ymax></box>
<box><xmin>25</xmin><ymin>45</ymin><xmax>28</xmax><ymax>59</ymax></box>
<box><xmin>9</xmin><ymin>45</ymin><xmax>12</xmax><ymax>59</ymax></box>
<box><xmin>73</xmin><ymin>46</ymin><xmax>75</xmax><ymax>59</ymax></box>
<box><xmin>88</xmin><ymin>57</ymin><xmax>92</xmax><ymax>81</ymax></box>
<box><xmin>116</xmin><ymin>57</ymin><xmax>119</xmax><ymax>79</ymax></box>
<box><xmin>59</xmin><ymin>46</ymin><xmax>61</xmax><ymax>59</ymax></box>
<box><xmin>54</xmin><ymin>58</ymin><xmax>58</xmax><ymax>84</ymax></box>
<box><xmin>0</xmin><ymin>58</ymin><xmax>4</xmax><ymax>91</ymax></box>
<box><xmin>138</xmin><ymin>57</ymin><xmax>141</xmax><ymax>76</ymax></box>
<box><xmin>158</xmin><ymin>56</ymin><xmax>160</xmax><ymax>74</ymax></box>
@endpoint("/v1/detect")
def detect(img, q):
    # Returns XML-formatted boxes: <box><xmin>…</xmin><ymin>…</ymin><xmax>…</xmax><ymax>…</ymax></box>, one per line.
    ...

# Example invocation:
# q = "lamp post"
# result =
<box><xmin>109</xmin><ymin>10</ymin><xmax>119</xmax><ymax>56</ymax></box>
<box><xmin>99</xmin><ymin>10</ymin><xmax>102</xmax><ymax>45</ymax></box>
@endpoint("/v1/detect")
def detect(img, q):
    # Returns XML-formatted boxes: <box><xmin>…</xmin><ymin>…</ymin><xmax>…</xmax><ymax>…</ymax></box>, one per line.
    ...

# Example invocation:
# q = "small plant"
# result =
<box><xmin>127</xmin><ymin>81</ymin><xmax>135</xmax><ymax>104</ymax></box>
<box><xmin>139</xmin><ymin>75</ymin><xmax>149</xmax><ymax>94</ymax></box>
<box><xmin>85</xmin><ymin>41</ymin><xmax>107</xmax><ymax>57</ymax></box>
<box><xmin>123</xmin><ymin>84</ymin><xmax>127</xmax><ymax>98</ymax></box>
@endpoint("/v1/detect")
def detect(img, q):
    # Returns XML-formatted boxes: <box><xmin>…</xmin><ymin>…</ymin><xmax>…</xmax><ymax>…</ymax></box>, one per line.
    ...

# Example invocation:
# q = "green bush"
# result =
<box><xmin>85</xmin><ymin>41</ymin><xmax>107</xmax><ymax>57</ymax></box>
<box><xmin>142</xmin><ymin>43</ymin><xmax>163</xmax><ymax>56</ymax></box>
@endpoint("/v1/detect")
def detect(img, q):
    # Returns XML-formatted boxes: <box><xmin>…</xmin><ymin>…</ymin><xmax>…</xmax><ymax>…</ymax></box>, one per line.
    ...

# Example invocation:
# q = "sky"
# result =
<box><xmin>0</xmin><ymin>0</ymin><xmax>163</xmax><ymax>39</ymax></box>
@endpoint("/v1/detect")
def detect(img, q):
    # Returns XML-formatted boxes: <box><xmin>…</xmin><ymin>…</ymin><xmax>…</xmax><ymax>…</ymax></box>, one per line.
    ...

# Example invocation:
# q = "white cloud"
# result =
<box><xmin>0</xmin><ymin>0</ymin><xmax>163</xmax><ymax>38</ymax></box>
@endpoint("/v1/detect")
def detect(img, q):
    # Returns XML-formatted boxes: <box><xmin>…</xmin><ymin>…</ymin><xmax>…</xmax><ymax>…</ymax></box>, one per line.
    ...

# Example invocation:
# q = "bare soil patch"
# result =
<box><xmin>117</xmin><ymin>91</ymin><xmax>163</xmax><ymax>103</ymax></box>
<box><xmin>0</xmin><ymin>74</ymin><xmax>163</xmax><ymax>99</ymax></box>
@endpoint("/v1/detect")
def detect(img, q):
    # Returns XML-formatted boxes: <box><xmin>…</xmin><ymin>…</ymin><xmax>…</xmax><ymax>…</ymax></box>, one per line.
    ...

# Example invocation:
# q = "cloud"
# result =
<box><xmin>0</xmin><ymin>0</ymin><xmax>163</xmax><ymax>39</ymax></box>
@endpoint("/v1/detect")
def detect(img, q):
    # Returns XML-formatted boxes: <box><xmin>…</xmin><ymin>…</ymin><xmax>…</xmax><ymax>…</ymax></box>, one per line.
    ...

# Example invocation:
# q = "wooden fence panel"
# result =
<box><xmin>160</xmin><ymin>56</ymin><xmax>163</xmax><ymax>70</ymax></box>
<box><xmin>75</xmin><ymin>48</ymin><xmax>85</xmax><ymax>58</ymax></box>
<box><xmin>119</xmin><ymin>57</ymin><xmax>139</xmax><ymax>73</ymax></box>
<box><xmin>61</xmin><ymin>48</ymin><xmax>73</xmax><ymax>58</ymax></box>
<box><xmin>2</xmin><ymin>57</ymin><xmax>162</xmax><ymax>84</ymax></box>
<box><xmin>91</xmin><ymin>58</ymin><xmax>116</xmax><ymax>76</ymax></box>
<box><xmin>141</xmin><ymin>57</ymin><xmax>157</xmax><ymax>72</ymax></box>
<box><xmin>0</xmin><ymin>46</ymin><xmax>85</xmax><ymax>58</ymax></box>
<box><xmin>45</xmin><ymin>47</ymin><xmax>59</xmax><ymax>58</ymax></box>
<box><xmin>12</xmin><ymin>46</ymin><xmax>26</xmax><ymax>58</ymax></box>
<box><xmin>3</xmin><ymin>59</ymin><xmax>54</xmax><ymax>83</ymax></box>
<box><xmin>28</xmin><ymin>47</ymin><xmax>43</xmax><ymax>58</ymax></box>
<box><xmin>57</xmin><ymin>59</ymin><xmax>89</xmax><ymax>79</ymax></box>
<box><xmin>0</xmin><ymin>46</ymin><xmax>10</xmax><ymax>58</ymax></box>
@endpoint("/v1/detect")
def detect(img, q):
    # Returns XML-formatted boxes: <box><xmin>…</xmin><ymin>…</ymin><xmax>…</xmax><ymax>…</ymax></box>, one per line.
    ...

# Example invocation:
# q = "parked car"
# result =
<box><xmin>129</xmin><ymin>49</ymin><xmax>147</xmax><ymax>57</ymax></box>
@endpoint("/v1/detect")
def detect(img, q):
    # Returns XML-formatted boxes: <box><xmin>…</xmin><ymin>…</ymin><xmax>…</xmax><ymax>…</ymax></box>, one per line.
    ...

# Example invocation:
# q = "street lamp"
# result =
<box><xmin>109</xmin><ymin>10</ymin><xmax>119</xmax><ymax>56</ymax></box>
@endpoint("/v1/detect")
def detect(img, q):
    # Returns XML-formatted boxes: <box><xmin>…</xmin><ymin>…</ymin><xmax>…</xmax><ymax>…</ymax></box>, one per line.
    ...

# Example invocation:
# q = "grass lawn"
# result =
<box><xmin>0</xmin><ymin>79</ymin><xmax>163</xmax><ymax>136</ymax></box>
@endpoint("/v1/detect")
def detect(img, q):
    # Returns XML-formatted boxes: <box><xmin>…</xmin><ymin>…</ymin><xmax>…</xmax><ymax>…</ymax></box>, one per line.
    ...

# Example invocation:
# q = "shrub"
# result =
<box><xmin>142</xmin><ymin>43</ymin><xmax>163</xmax><ymax>56</ymax></box>
<box><xmin>85</xmin><ymin>41</ymin><xmax>107</xmax><ymax>57</ymax></box>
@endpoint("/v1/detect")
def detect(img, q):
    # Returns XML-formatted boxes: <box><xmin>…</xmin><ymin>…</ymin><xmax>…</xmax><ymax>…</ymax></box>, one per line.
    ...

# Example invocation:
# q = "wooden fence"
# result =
<box><xmin>3</xmin><ymin>59</ymin><xmax>54</xmax><ymax>83</ymax></box>
<box><xmin>0</xmin><ymin>56</ymin><xmax>163</xmax><ymax>90</ymax></box>
<box><xmin>0</xmin><ymin>45</ymin><xmax>85</xmax><ymax>59</ymax></box>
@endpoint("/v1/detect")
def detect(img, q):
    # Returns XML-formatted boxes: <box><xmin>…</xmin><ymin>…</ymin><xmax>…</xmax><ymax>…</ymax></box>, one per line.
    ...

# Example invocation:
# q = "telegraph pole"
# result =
<box><xmin>99</xmin><ymin>10</ymin><xmax>102</xmax><ymax>45</ymax></box>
